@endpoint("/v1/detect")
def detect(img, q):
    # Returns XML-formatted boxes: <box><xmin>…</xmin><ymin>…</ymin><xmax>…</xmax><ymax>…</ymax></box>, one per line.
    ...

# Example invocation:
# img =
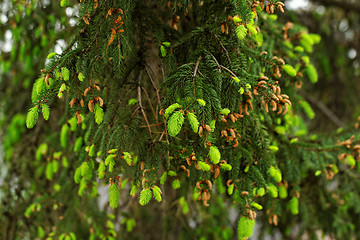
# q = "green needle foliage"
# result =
<box><xmin>2</xmin><ymin>0</ymin><xmax>360</xmax><ymax>239</ymax></box>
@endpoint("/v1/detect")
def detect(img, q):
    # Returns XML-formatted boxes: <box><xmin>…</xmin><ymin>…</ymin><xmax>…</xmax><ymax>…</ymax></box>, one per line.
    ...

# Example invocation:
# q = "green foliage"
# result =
<box><xmin>105</xmin><ymin>154</ymin><xmax>116</xmax><ymax>172</ymax></box>
<box><xmin>74</xmin><ymin>137</ymin><xmax>83</xmax><ymax>152</ymax></box>
<box><xmin>268</xmin><ymin>166</ymin><xmax>282</xmax><ymax>183</ymax></box>
<box><xmin>251</xmin><ymin>202</ymin><xmax>263</xmax><ymax>210</ymax></box>
<box><xmin>268</xmin><ymin>145</ymin><xmax>279</xmax><ymax>152</ymax></box>
<box><xmin>109</xmin><ymin>184</ymin><xmax>120</xmax><ymax>209</ymax></box>
<box><xmin>26</xmin><ymin>106</ymin><xmax>39</xmax><ymax>129</ymax></box>
<box><xmin>300</xmin><ymin>100</ymin><xmax>315</xmax><ymax>119</ymax></box>
<box><xmin>62</xmin><ymin>67</ymin><xmax>70</xmax><ymax>81</ymax></box>
<box><xmin>228</xmin><ymin>184</ymin><xmax>234</xmax><ymax>195</ymax></box>
<box><xmin>46</xmin><ymin>162</ymin><xmax>54</xmax><ymax>180</ymax></box>
<box><xmin>139</xmin><ymin>189</ymin><xmax>152</xmax><ymax>206</ymax></box>
<box><xmin>236</xmin><ymin>25</ymin><xmax>248</xmax><ymax>40</ymax></box>
<box><xmin>197</xmin><ymin>99</ymin><xmax>206</xmax><ymax>106</ymax></box>
<box><xmin>98</xmin><ymin>161</ymin><xmax>106</xmax><ymax>179</ymax></box>
<box><xmin>78</xmin><ymin>178</ymin><xmax>87</xmax><ymax>196</ymax></box>
<box><xmin>74</xmin><ymin>167</ymin><xmax>82</xmax><ymax>184</ymax></box>
<box><xmin>288</xmin><ymin>197</ymin><xmax>299</xmax><ymax>215</ymax></box>
<box><xmin>237</xmin><ymin>217</ymin><xmax>255</xmax><ymax>240</ymax></box>
<box><xmin>179</xmin><ymin>197</ymin><xmax>189</xmax><ymax>214</ymax></box>
<box><xmin>88</xmin><ymin>144</ymin><xmax>95</xmax><ymax>157</ymax></box>
<box><xmin>168</xmin><ymin>170</ymin><xmax>177</xmax><ymax>176</ymax></box>
<box><xmin>220</xmin><ymin>163</ymin><xmax>232</xmax><ymax>171</ymax></box>
<box><xmin>306</xmin><ymin>63</ymin><xmax>318</xmax><ymax>83</ymax></box>
<box><xmin>267</xmin><ymin>183</ymin><xmax>278</xmax><ymax>198</ymax></box>
<box><xmin>167</xmin><ymin>111</ymin><xmax>184</xmax><ymax>137</ymax></box>
<box><xmin>80</xmin><ymin>162</ymin><xmax>91</xmax><ymax>180</ymax></box>
<box><xmin>41</xmin><ymin>104</ymin><xmax>50</xmax><ymax>120</ymax></box>
<box><xmin>278</xmin><ymin>184</ymin><xmax>288</xmax><ymax>199</ymax></box>
<box><xmin>233</xmin><ymin>16</ymin><xmax>241</xmax><ymax>23</ymax></box>
<box><xmin>220</xmin><ymin>108</ymin><xmax>231</xmax><ymax>115</ymax></box>
<box><xmin>257</xmin><ymin>188</ymin><xmax>265</xmax><ymax>197</ymax></box>
<box><xmin>160</xmin><ymin>172</ymin><xmax>167</xmax><ymax>184</ymax></box>
<box><xmin>345</xmin><ymin>155</ymin><xmax>356</xmax><ymax>167</ymax></box>
<box><xmin>3</xmin><ymin>0</ymin><xmax>360</xmax><ymax>239</ymax></box>
<box><xmin>152</xmin><ymin>186</ymin><xmax>162</xmax><ymax>202</ymax></box>
<box><xmin>283</xmin><ymin>64</ymin><xmax>297</xmax><ymax>77</ymax></box>
<box><xmin>164</xmin><ymin>103</ymin><xmax>181</xmax><ymax>119</ymax></box>
<box><xmin>60</xmin><ymin>124</ymin><xmax>69</xmax><ymax>148</ymax></box>
<box><xmin>172</xmin><ymin>179</ymin><xmax>181</xmax><ymax>189</ymax></box>
<box><xmin>160</xmin><ymin>45</ymin><xmax>167</xmax><ymax>57</ymax></box>
<box><xmin>94</xmin><ymin>103</ymin><xmax>104</xmax><ymax>124</ymax></box>
<box><xmin>197</xmin><ymin>161</ymin><xmax>211</xmax><ymax>171</ymax></box>
<box><xmin>130</xmin><ymin>185</ymin><xmax>138</xmax><ymax>196</ymax></box>
<box><xmin>78</xmin><ymin>72</ymin><xmax>84</xmax><ymax>82</ymax></box>
<box><xmin>162</xmin><ymin>42</ymin><xmax>171</xmax><ymax>47</ymax></box>
<box><xmin>47</xmin><ymin>52</ymin><xmax>57</xmax><ymax>59</ymax></box>
<box><xmin>123</xmin><ymin>152</ymin><xmax>132</xmax><ymax>165</ymax></box>
<box><xmin>60</xmin><ymin>0</ymin><xmax>69</xmax><ymax>7</ymax></box>
<box><xmin>36</xmin><ymin>143</ymin><xmax>48</xmax><ymax>160</ymax></box>
<box><xmin>128</xmin><ymin>98</ymin><xmax>138</xmax><ymax>105</ymax></box>
<box><xmin>208</xmin><ymin>145</ymin><xmax>221</xmax><ymax>164</ymax></box>
<box><xmin>187</xmin><ymin>112</ymin><xmax>199</xmax><ymax>133</ymax></box>
<box><xmin>125</xmin><ymin>218</ymin><xmax>136</xmax><ymax>232</ymax></box>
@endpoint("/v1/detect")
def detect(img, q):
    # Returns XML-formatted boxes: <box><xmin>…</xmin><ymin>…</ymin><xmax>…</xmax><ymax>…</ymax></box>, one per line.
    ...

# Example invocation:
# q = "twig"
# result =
<box><xmin>141</xmin><ymin>86</ymin><xmax>157</xmax><ymax>121</ymax></box>
<box><xmin>192</xmin><ymin>56</ymin><xmax>202</xmax><ymax>98</ymax></box>
<box><xmin>138</xmin><ymin>71</ymin><xmax>153</xmax><ymax>140</ymax></box>
<box><xmin>220</xmin><ymin>65</ymin><xmax>238</xmax><ymax>106</ymax></box>
<box><xmin>139</xmin><ymin>122</ymin><xmax>164</xmax><ymax>128</ymax></box>
<box><xmin>212</xmin><ymin>33</ymin><xmax>233</xmax><ymax>70</ymax></box>
<box><xmin>145</xmin><ymin>64</ymin><xmax>162</xmax><ymax>122</ymax></box>
<box><xmin>220</xmin><ymin>65</ymin><xmax>237</xmax><ymax>78</ymax></box>
<box><xmin>151</xmin><ymin>131</ymin><xmax>181</xmax><ymax>139</ymax></box>
<box><xmin>208</xmin><ymin>52</ymin><xmax>221</xmax><ymax>72</ymax></box>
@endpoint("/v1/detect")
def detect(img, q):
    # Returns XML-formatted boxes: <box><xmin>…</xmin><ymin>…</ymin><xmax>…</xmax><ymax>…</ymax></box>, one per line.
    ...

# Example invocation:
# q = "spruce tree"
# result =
<box><xmin>2</xmin><ymin>0</ymin><xmax>360</xmax><ymax>239</ymax></box>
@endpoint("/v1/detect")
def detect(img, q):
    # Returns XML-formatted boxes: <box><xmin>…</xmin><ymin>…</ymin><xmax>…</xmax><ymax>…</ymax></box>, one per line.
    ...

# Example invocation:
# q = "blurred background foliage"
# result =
<box><xmin>0</xmin><ymin>0</ymin><xmax>360</xmax><ymax>239</ymax></box>
<box><xmin>285</xmin><ymin>0</ymin><xmax>360</xmax><ymax>132</ymax></box>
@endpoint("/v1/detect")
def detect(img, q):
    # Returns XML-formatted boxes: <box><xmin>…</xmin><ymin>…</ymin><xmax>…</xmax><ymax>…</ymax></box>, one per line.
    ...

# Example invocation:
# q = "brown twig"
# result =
<box><xmin>138</xmin><ymin>71</ymin><xmax>153</xmax><ymax>140</ymax></box>
<box><xmin>220</xmin><ymin>65</ymin><xmax>237</xmax><ymax>78</ymax></box>
<box><xmin>141</xmin><ymin>86</ymin><xmax>157</xmax><ymax>121</ymax></box>
<box><xmin>139</xmin><ymin>123</ymin><xmax>164</xmax><ymax>128</ymax></box>
<box><xmin>208</xmin><ymin>52</ymin><xmax>221</xmax><ymax>72</ymax></box>
<box><xmin>144</xmin><ymin>65</ymin><xmax>162</xmax><ymax>122</ymax></box>
<box><xmin>212</xmin><ymin>33</ymin><xmax>233</xmax><ymax>70</ymax></box>
<box><xmin>192</xmin><ymin>56</ymin><xmax>202</xmax><ymax>98</ymax></box>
